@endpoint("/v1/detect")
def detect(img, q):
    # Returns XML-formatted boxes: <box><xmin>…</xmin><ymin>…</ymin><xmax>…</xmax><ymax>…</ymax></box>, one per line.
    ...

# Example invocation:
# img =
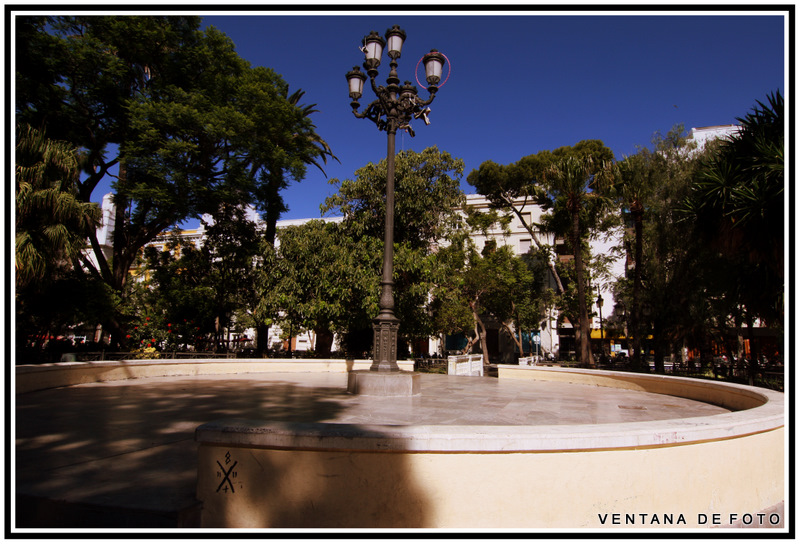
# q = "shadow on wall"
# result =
<box><xmin>16</xmin><ymin>375</ymin><xmax>430</xmax><ymax>528</ymax></box>
<box><xmin>198</xmin><ymin>424</ymin><xmax>431</xmax><ymax>528</ymax></box>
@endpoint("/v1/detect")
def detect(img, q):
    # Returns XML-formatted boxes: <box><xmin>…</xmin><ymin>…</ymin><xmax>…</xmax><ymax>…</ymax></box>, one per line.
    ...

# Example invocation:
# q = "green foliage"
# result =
<box><xmin>430</xmin><ymin>235</ymin><xmax>551</xmax><ymax>358</ymax></box>
<box><xmin>684</xmin><ymin>91</ymin><xmax>784</xmax><ymax>327</ymax></box>
<box><xmin>608</xmin><ymin>127</ymin><xmax>706</xmax><ymax>369</ymax></box>
<box><xmin>17</xmin><ymin>272</ymin><xmax>119</xmax><ymax>359</ymax></box>
<box><xmin>15</xmin><ymin>125</ymin><xmax>100</xmax><ymax>288</ymax></box>
<box><xmin>466</xmin><ymin>141</ymin><xmax>614</xmax><ymax>366</ymax></box>
<box><xmin>255</xmin><ymin>147</ymin><xmax>468</xmax><ymax>356</ymax></box>
<box><xmin>17</xmin><ymin>16</ymin><xmax>334</xmax><ymax>347</ymax></box>
<box><xmin>607</xmin><ymin>93</ymin><xmax>784</xmax><ymax>375</ymax></box>
<box><xmin>14</xmin><ymin>124</ymin><xmax>109</xmax><ymax>357</ymax></box>
<box><xmin>467</xmin><ymin>139</ymin><xmax>614</xmax><ymax>211</ymax></box>
<box><xmin>319</xmin><ymin>147</ymin><xmax>467</xmax><ymax>352</ymax></box>
<box><xmin>475</xmin><ymin>245</ymin><xmax>546</xmax><ymax>355</ymax></box>
<box><xmin>324</xmin><ymin>146</ymin><xmax>466</xmax><ymax>245</ymax></box>
<box><xmin>540</xmin><ymin>150</ymin><xmax>613</xmax><ymax>366</ymax></box>
<box><xmin>464</xmin><ymin>207</ymin><xmax>512</xmax><ymax>237</ymax></box>
<box><xmin>201</xmin><ymin>205</ymin><xmax>262</xmax><ymax>336</ymax></box>
<box><xmin>467</xmin><ymin>140</ymin><xmax>614</xmax><ymax>297</ymax></box>
<box><xmin>126</xmin><ymin>313</ymin><xmax>167</xmax><ymax>351</ymax></box>
<box><xmin>131</xmin><ymin>237</ymin><xmax>215</xmax><ymax>349</ymax></box>
<box><xmin>256</xmin><ymin>220</ymin><xmax>380</xmax><ymax>356</ymax></box>
<box><xmin>127</xmin><ymin>206</ymin><xmax>261</xmax><ymax>351</ymax></box>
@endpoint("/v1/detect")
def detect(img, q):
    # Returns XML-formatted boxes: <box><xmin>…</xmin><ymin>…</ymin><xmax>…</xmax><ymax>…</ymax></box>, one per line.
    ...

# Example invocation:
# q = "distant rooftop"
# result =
<box><xmin>689</xmin><ymin>124</ymin><xmax>741</xmax><ymax>150</ymax></box>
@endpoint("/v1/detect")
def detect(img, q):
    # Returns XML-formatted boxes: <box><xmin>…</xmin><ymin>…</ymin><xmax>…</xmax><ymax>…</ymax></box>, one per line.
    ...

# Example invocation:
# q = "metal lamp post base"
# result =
<box><xmin>371</xmin><ymin>316</ymin><xmax>400</xmax><ymax>372</ymax></box>
<box><xmin>346</xmin><ymin>316</ymin><xmax>420</xmax><ymax>397</ymax></box>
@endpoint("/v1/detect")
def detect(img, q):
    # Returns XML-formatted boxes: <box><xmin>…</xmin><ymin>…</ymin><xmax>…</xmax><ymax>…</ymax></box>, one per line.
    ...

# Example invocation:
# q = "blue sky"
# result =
<box><xmin>91</xmin><ymin>8</ymin><xmax>787</xmax><ymax>222</ymax></box>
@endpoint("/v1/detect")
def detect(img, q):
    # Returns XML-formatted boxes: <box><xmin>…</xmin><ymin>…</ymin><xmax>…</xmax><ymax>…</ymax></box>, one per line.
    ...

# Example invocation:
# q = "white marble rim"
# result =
<box><xmin>195</xmin><ymin>371</ymin><xmax>784</xmax><ymax>453</ymax></box>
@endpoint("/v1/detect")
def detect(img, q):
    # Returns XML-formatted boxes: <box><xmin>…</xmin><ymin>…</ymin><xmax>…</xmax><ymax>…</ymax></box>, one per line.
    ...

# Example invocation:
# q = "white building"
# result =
<box><xmin>687</xmin><ymin>124</ymin><xmax>741</xmax><ymax>150</ymax></box>
<box><xmin>458</xmin><ymin>194</ymin><xmax>626</xmax><ymax>362</ymax></box>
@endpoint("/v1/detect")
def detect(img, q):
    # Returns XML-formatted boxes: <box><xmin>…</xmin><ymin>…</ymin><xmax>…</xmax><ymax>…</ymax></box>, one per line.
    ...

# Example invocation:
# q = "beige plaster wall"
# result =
<box><xmin>197</xmin><ymin>427</ymin><xmax>784</xmax><ymax>528</ymax></box>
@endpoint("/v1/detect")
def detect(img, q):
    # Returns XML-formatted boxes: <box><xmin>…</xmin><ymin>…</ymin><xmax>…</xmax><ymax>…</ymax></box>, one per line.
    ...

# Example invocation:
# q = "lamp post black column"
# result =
<box><xmin>372</xmin><ymin>123</ymin><xmax>400</xmax><ymax>371</ymax></box>
<box><xmin>346</xmin><ymin>26</ymin><xmax>445</xmax><ymax>374</ymax></box>
<box><xmin>596</xmin><ymin>293</ymin><xmax>605</xmax><ymax>358</ymax></box>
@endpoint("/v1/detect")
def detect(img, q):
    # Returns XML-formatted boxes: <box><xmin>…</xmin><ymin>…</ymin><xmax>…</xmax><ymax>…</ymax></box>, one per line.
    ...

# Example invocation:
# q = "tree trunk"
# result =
<box><xmin>572</xmin><ymin>210</ymin><xmax>593</xmax><ymax>367</ymax></box>
<box><xmin>501</xmin><ymin>322</ymin><xmax>524</xmax><ymax>356</ymax></box>
<box><xmin>462</xmin><ymin>333</ymin><xmax>477</xmax><ymax>355</ymax></box>
<box><xmin>629</xmin><ymin>203</ymin><xmax>645</xmax><ymax>372</ymax></box>
<box><xmin>256</xmin><ymin>323</ymin><xmax>270</xmax><ymax>356</ymax></box>
<box><xmin>287</xmin><ymin>322</ymin><xmax>293</xmax><ymax>359</ymax></box>
<box><xmin>652</xmin><ymin>317</ymin><xmax>666</xmax><ymax>374</ymax></box>
<box><xmin>470</xmin><ymin>301</ymin><xmax>491</xmax><ymax>367</ymax></box>
<box><xmin>509</xmin><ymin>203</ymin><xmax>566</xmax><ymax>294</ymax></box>
<box><xmin>314</xmin><ymin>328</ymin><xmax>334</xmax><ymax>358</ymax></box>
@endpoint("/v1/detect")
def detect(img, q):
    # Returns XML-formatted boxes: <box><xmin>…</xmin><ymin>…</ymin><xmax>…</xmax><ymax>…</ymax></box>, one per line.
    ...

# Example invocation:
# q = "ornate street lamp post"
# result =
<box><xmin>596</xmin><ymin>293</ymin><xmax>605</xmax><ymax>359</ymax></box>
<box><xmin>346</xmin><ymin>26</ymin><xmax>446</xmax><ymax>373</ymax></box>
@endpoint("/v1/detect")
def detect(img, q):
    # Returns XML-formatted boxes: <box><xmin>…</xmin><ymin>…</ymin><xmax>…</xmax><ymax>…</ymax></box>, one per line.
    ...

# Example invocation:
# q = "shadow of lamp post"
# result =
<box><xmin>346</xmin><ymin>26</ymin><xmax>446</xmax><ymax>372</ymax></box>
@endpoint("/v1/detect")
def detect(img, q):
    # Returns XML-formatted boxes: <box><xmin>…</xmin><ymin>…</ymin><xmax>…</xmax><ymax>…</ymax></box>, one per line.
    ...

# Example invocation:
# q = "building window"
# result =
<box><xmin>520</xmin><ymin>239</ymin><xmax>531</xmax><ymax>254</ymax></box>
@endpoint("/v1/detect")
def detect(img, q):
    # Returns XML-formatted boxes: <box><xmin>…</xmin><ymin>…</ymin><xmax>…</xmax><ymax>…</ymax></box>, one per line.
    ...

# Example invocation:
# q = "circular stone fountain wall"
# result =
<box><xmin>194</xmin><ymin>364</ymin><xmax>783</xmax><ymax>529</ymax></box>
<box><xmin>16</xmin><ymin>359</ymin><xmax>785</xmax><ymax>529</ymax></box>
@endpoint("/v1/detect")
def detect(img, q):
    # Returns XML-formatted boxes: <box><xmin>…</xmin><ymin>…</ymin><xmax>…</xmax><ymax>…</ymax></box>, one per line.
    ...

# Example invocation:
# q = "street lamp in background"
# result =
<box><xmin>596</xmin><ymin>293</ymin><xmax>605</xmax><ymax>359</ymax></box>
<box><xmin>346</xmin><ymin>26</ymin><xmax>446</xmax><ymax>375</ymax></box>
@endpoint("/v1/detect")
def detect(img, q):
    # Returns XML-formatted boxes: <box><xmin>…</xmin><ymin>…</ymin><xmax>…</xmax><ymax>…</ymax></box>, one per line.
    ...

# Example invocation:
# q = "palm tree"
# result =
<box><xmin>611</xmin><ymin>126</ymin><xmax>709</xmax><ymax>373</ymax></box>
<box><xmin>542</xmin><ymin>156</ymin><xmax>602</xmax><ymax>367</ymax></box>
<box><xmin>261</xmin><ymin>89</ymin><xmax>339</xmax><ymax>246</ymax></box>
<box><xmin>688</xmin><ymin>91</ymin><xmax>783</xmax><ymax>326</ymax></box>
<box><xmin>15</xmin><ymin>124</ymin><xmax>100</xmax><ymax>288</ymax></box>
<box><xmin>684</xmin><ymin>91</ymin><xmax>784</xmax><ymax>382</ymax></box>
<box><xmin>287</xmin><ymin>89</ymin><xmax>338</xmax><ymax>175</ymax></box>
<box><xmin>253</xmin><ymin>88</ymin><xmax>338</xmax><ymax>355</ymax></box>
<box><xmin>609</xmin><ymin>153</ymin><xmax>652</xmax><ymax>371</ymax></box>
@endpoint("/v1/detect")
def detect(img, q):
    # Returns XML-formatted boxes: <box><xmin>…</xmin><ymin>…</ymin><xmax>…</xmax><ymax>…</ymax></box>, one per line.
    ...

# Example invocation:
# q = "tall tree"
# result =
<box><xmin>467</xmin><ymin>142</ymin><xmax>615</xmax><ymax>288</ymax></box>
<box><xmin>683</xmin><ymin>91</ymin><xmax>784</xmax><ymax>380</ymax></box>
<box><xmin>17</xmin><ymin>16</ymin><xmax>334</xmax><ymax>347</ymax></box>
<box><xmin>605</xmin><ymin>127</ymin><xmax>695</xmax><ymax>370</ymax></box>
<box><xmin>687</xmin><ymin>91</ymin><xmax>784</xmax><ymax>327</ymax></box>
<box><xmin>15</xmin><ymin>125</ymin><xmax>100</xmax><ymax>289</ymax></box>
<box><xmin>132</xmin><ymin>207</ymin><xmax>260</xmax><ymax>353</ymax></box>
<box><xmin>256</xmin><ymin>220</ymin><xmax>379</xmax><ymax>357</ymax></box>
<box><xmin>467</xmin><ymin>156</ymin><xmax>565</xmax><ymax>294</ymax></box>
<box><xmin>471</xmin><ymin>244</ymin><xmax>546</xmax><ymax>361</ymax></box>
<box><xmin>15</xmin><ymin>124</ymin><xmax>104</xmax><ymax>356</ymax></box>
<box><xmin>467</xmin><ymin>141</ymin><xmax>613</xmax><ymax>366</ymax></box>
<box><xmin>540</xmin><ymin>155</ymin><xmax>609</xmax><ymax>367</ymax></box>
<box><xmin>611</xmin><ymin>127</ymin><xmax>709</xmax><ymax>373</ymax></box>
<box><xmin>427</xmin><ymin>214</ymin><xmax>550</xmax><ymax>363</ymax></box>
<box><xmin>135</xmin><ymin>234</ymin><xmax>217</xmax><ymax>351</ymax></box>
<box><xmin>201</xmin><ymin>206</ymin><xmax>261</xmax><ymax>350</ymax></box>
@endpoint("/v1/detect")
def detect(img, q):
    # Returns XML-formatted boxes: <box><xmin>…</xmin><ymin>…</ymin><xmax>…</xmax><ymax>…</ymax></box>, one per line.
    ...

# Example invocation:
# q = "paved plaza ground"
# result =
<box><xmin>15</xmin><ymin>371</ymin><xmax>730</xmax><ymax>528</ymax></box>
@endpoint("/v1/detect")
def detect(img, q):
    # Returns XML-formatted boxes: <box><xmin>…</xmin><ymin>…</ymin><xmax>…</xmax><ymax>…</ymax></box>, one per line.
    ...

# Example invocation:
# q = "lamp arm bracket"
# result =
<box><xmin>352</xmin><ymin>99</ymin><xmax>389</xmax><ymax>132</ymax></box>
<box><xmin>369</xmin><ymin>76</ymin><xmax>388</xmax><ymax>103</ymax></box>
<box><xmin>417</xmin><ymin>92</ymin><xmax>437</xmax><ymax>107</ymax></box>
<box><xmin>369</xmin><ymin>74</ymin><xmax>379</xmax><ymax>92</ymax></box>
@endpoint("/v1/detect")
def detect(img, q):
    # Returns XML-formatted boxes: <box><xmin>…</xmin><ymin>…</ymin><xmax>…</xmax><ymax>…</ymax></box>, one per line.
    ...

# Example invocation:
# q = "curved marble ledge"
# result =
<box><xmin>195</xmin><ymin>370</ymin><xmax>784</xmax><ymax>453</ymax></box>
